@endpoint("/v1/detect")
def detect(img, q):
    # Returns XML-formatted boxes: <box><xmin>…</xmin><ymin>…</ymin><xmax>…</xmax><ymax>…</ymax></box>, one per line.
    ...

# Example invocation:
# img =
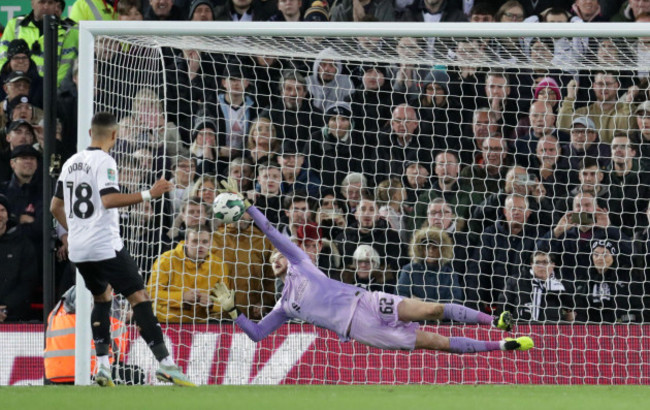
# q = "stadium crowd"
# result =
<box><xmin>1</xmin><ymin>0</ymin><xmax>650</xmax><ymax>326</ymax></box>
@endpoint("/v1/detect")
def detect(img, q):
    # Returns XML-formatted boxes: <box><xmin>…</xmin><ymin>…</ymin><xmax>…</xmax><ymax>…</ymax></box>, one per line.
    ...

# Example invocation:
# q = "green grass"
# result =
<box><xmin>2</xmin><ymin>385</ymin><xmax>649</xmax><ymax>410</ymax></box>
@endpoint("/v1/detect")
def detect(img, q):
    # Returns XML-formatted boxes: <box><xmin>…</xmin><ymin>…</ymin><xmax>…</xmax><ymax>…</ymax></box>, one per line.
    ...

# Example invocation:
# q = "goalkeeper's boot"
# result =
<box><xmin>494</xmin><ymin>311</ymin><xmax>513</xmax><ymax>332</ymax></box>
<box><xmin>95</xmin><ymin>364</ymin><xmax>115</xmax><ymax>387</ymax></box>
<box><xmin>156</xmin><ymin>364</ymin><xmax>196</xmax><ymax>387</ymax></box>
<box><xmin>503</xmin><ymin>337</ymin><xmax>534</xmax><ymax>352</ymax></box>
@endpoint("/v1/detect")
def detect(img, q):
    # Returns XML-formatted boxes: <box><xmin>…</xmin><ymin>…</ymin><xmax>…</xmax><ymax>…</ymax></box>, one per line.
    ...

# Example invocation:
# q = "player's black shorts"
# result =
<box><xmin>75</xmin><ymin>247</ymin><xmax>145</xmax><ymax>297</ymax></box>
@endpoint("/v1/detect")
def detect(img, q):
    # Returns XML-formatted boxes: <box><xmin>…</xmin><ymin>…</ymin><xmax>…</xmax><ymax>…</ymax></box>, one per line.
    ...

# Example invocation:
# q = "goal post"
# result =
<box><xmin>74</xmin><ymin>21</ymin><xmax>650</xmax><ymax>385</ymax></box>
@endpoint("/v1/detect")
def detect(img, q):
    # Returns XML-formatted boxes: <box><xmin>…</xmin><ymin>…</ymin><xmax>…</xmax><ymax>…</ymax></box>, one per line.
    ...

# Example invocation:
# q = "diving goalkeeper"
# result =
<box><xmin>212</xmin><ymin>179</ymin><xmax>533</xmax><ymax>354</ymax></box>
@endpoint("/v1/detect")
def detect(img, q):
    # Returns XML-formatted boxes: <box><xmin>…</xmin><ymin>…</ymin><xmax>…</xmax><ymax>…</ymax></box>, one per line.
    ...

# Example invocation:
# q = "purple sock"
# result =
<box><xmin>449</xmin><ymin>337</ymin><xmax>501</xmax><ymax>354</ymax></box>
<box><xmin>442</xmin><ymin>304</ymin><xmax>493</xmax><ymax>325</ymax></box>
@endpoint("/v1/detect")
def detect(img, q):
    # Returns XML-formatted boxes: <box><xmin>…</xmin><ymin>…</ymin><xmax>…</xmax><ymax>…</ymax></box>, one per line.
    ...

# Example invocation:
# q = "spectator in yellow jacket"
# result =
<box><xmin>148</xmin><ymin>225</ymin><xmax>230</xmax><ymax>323</ymax></box>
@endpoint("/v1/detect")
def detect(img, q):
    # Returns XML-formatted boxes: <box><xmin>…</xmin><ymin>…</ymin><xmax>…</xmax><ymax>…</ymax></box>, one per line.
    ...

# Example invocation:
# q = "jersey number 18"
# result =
<box><xmin>66</xmin><ymin>182</ymin><xmax>95</xmax><ymax>219</ymax></box>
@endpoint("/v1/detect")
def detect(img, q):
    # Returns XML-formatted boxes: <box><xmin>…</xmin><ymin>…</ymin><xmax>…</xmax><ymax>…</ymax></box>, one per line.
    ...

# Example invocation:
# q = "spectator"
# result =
<box><xmin>0</xmin><ymin>39</ymin><xmax>43</xmax><ymax>108</ymax></box>
<box><xmin>540</xmin><ymin>191</ymin><xmax>633</xmax><ymax>281</ymax></box>
<box><xmin>303</xmin><ymin>1</ymin><xmax>331</xmax><ymax>21</ymax></box>
<box><xmin>349</xmin><ymin>63</ymin><xmax>397</xmax><ymax>138</ymax></box>
<box><xmin>415</xmin><ymin>151</ymin><xmax>469</xmax><ymax>231</ymax></box>
<box><xmin>635</xmin><ymin>100</ymin><xmax>650</xmax><ymax>170</ymax></box>
<box><xmin>214</xmin><ymin>0</ymin><xmax>277</xmax><ymax>21</ymax></box>
<box><xmin>308</xmin><ymin>103</ymin><xmax>373</xmax><ymax>189</ymax></box>
<box><xmin>570</xmin><ymin>0</ymin><xmax>607</xmax><ymax>21</ymax></box>
<box><xmin>189</xmin><ymin>175</ymin><xmax>218</xmax><ymax>206</ymax></box>
<box><xmin>189</xmin><ymin>119</ymin><xmax>218</xmax><ymax>175</ymax></box>
<box><xmin>608</xmin><ymin>132</ymin><xmax>649</xmax><ymax>235</ymax></box>
<box><xmin>562</xmin><ymin>116</ymin><xmax>611</xmax><ymax>185</ymax></box>
<box><xmin>390</xmin><ymin>37</ymin><xmax>429</xmax><ymax>98</ymax></box>
<box><xmin>574</xmin><ymin>240</ymin><xmax>644</xmax><ymax>323</ymax></box>
<box><xmin>376</xmin><ymin>178</ymin><xmax>409</xmax><ymax>242</ymax></box>
<box><xmin>490</xmin><ymin>2</ymin><xmax>528</xmax><ymax>65</ymax></box>
<box><xmin>397</xmin><ymin>226</ymin><xmax>462</xmax><ymax>304</ymax></box>
<box><xmin>202</xmin><ymin>64</ymin><xmax>257</xmax><ymax>162</ymax></box>
<box><xmin>558</xmin><ymin>72</ymin><xmax>636</xmax><ymax>144</ymax></box>
<box><xmin>307</xmin><ymin>48</ymin><xmax>354</xmax><ymax>112</ymax></box>
<box><xmin>611</xmin><ymin>0</ymin><xmax>650</xmax><ymax>22</ymax></box>
<box><xmin>398</xmin><ymin>0</ymin><xmax>467</xmax><ymax>22</ymax></box>
<box><xmin>0</xmin><ymin>144</ymin><xmax>42</xmax><ymax>266</ymax></box>
<box><xmin>245</xmin><ymin>117</ymin><xmax>280</xmax><ymax>167</ymax></box>
<box><xmin>335</xmin><ymin>195</ymin><xmax>407</xmax><ymax>276</ymax></box>
<box><xmin>564</xmin><ymin>157</ymin><xmax>610</xmax><ymax>211</ymax></box>
<box><xmin>499</xmin><ymin>250</ymin><xmax>575</xmax><ymax>322</ymax></box>
<box><xmin>0</xmin><ymin>0</ymin><xmax>78</xmax><ymax>86</ymax></box>
<box><xmin>471</xmin><ymin>193</ymin><xmax>539</xmax><ymax>314</ymax></box>
<box><xmin>123</xmin><ymin>199</ymin><xmax>165</xmax><ymax>275</ymax></box>
<box><xmin>56</xmin><ymin>60</ymin><xmax>78</xmax><ymax>162</ymax></box>
<box><xmin>1</xmin><ymin>71</ymin><xmax>34</xmax><ymax>131</ymax></box>
<box><xmin>169</xmin><ymin>156</ymin><xmax>197</xmax><ymax>216</ymax></box>
<box><xmin>227</xmin><ymin>157</ymin><xmax>254</xmax><ymax>193</ymax></box>
<box><xmin>341</xmin><ymin>245</ymin><xmax>385</xmax><ymax>292</ymax></box>
<box><xmin>480</xmin><ymin>70</ymin><xmax>521</xmax><ymax>140</ymax></box>
<box><xmin>148</xmin><ymin>226</ymin><xmax>230</xmax><ymax>323</ymax></box>
<box><xmin>70</xmin><ymin>0</ymin><xmax>118</xmax><ymax>21</ymax></box>
<box><xmin>403</xmin><ymin>161</ymin><xmax>430</xmax><ymax>212</ymax></box>
<box><xmin>212</xmin><ymin>212</ymin><xmax>276</xmax><ymax>319</ymax></box>
<box><xmin>459</xmin><ymin>107</ymin><xmax>498</xmax><ymax>165</ymax></box>
<box><xmin>265</xmin><ymin>70</ymin><xmax>323</xmax><ymax>144</ymax></box>
<box><xmin>468</xmin><ymin>2</ymin><xmax>496</xmax><ymax>21</ymax></box>
<box><xmin>0</xmin><ymin>193</ymin><xmax>38</xmax><ymax>322</ymax></box>
<box><xmin>339</xmin><ymin>172</ymin><xmax>368</xmax><ymax>224</ymax></box>
<box><xmin>297</xmin><ymin>222</ymin><xmax>341</xmax><ymax>279</ymax></box>
<box><xmin>316</xmin><ymin>191</ymin><xmax>347</xmax><ymax>241</ymax></box>
<box><xmin>514</xmin><ymin>101</ymin><xmax>564</xmax><ymax>168</ymax></box>
<box><xmin>269</xmin><ymin>0</ymin><xmax>303</xmax><ymax>21</ymax></box>
<box><xmin>277</xmin><ymin>191</ymin><xmax>311</xmax><ymax>238</ymax></box>
<box><xmin>248</xmin><ymin>160</ymin><xmax>283</xmax><ymax>225</ymax></box>
<box><xmin>144</xmin><ymin>0</ymin><xmax>184</xmax><ymax>20</ymax></box>
<box><xmin>117</xmin><ymin>0</ymin><xmax>144</xmax><ymax>20</ymax></box>
<box><xmin>5</xmin><ymin>95</ymin><xmax>43</xmax><ymax>127</ymax></box>
<box><xmin>277</xmin><ymin>141</ymin><xmax>321</xmax><ymax>198</ymax></box>
<box><xmin>529</xmin><ymin>134</ymin><xmax>570</xmax><ymax>203</ymax></box>
<box><xmin>188</xmin><ymin>0</ymin><xmax>216</xmax><ymax>20</ymax></box>
<box><xmin>330</xmin><ymin>0</ymin><xmax>395</xmax><ymax>22</ymax></box>
<box><xmin>375</xmin><ymin>103</ymin><xmax>434</xmax><ymax>182</ymax></box>
<box><xmin>164</xmin><ymin>198</ymin><xmax>211</xmax><ymax>249</ymax></box>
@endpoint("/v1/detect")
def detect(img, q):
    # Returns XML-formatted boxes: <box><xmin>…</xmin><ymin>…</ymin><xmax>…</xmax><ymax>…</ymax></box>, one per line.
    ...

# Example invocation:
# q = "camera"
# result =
<box><xmin>571</xmin><ymin>212</ymin><xmax>594</xmax><ymax>225</ymax></box>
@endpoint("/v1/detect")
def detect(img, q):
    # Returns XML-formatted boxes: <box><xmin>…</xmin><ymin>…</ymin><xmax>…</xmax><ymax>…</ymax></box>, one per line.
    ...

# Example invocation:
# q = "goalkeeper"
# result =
<box><xmin>213</xmin><ymin>179</ymin><xmax>533</xmax><ymax>354</ymax></box>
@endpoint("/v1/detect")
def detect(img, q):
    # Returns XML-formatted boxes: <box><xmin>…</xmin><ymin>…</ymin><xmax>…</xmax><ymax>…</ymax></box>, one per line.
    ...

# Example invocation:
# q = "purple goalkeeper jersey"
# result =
<box><xmin>235</xmin><ymin>206</ymin><xmax>367</xmax><ymax>342</ymax></box>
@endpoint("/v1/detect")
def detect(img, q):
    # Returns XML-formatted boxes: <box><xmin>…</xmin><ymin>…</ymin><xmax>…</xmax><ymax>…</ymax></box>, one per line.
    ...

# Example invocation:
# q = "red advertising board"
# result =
<box><xmin>2</xmin><ymin>324</ymin><xmax>649</xmax><ymax>385</ymax></box>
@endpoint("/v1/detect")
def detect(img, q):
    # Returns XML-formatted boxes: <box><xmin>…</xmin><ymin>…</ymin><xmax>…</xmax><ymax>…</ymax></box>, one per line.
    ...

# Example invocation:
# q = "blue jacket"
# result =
<box><xmin>397</xmin><ymin>261</ymin><xmax>461</xmax><ymax>303</ymax></box>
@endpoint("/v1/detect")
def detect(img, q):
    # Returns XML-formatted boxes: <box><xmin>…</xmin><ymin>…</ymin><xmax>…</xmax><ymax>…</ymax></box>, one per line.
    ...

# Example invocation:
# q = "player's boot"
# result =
<box><xmin>503</xmin><ymin>337</ymin><xmax>534</xmax><ymax>351</ymax></box>
<box><xmin>493</xmin><ymin>311</ymin><xmax>513</xmax><ymax>331</ymax></box>
<box><xmin>156</xmin><ymin>364</ymin><xmax>197</xmax><ymax>387</ymax></box>
<box><xmin>95</xmin><ymin>364</ymin><xmax>115</xmax><ymax>387</ymax></box>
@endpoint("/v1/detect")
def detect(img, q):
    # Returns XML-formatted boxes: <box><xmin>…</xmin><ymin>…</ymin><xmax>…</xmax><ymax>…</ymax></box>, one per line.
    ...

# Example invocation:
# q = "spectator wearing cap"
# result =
<box><xmin>0</xmin><ymin>144</ymin><xmax>43</xmax><ymax>265</ymax></box>
<box><xmin>6</xmin><ymin>94</ymin><xmax>43</xmax><ymax>127</ymax></box>
<box><xmin>277</xmin><ymin>140</ymin><xmax>321</xmax><ymax>198</ymax></box>
<box><xmin>1</xmin><ymin>71</ymin><xmax>34</xmax><ymax>131</ymax></box>
<box><xmin>69</xmin><ymin>0</ymin><xmax>118</xmax><ymax>21</ymax></box>
<box><xmin>0</xmin><ymin>193</ymin><xmax>38</xmax><ymax>323</ymax></box>
<box><xmin>0</xmin><ymin>0</ymin><xmax>78</xmax><ymax>86</ymax></box>
<box><xmin>411</xmin><ymin>69</ymin><xmax>463</xmax><ymax>152</ymax></box>
<box><xmin>562</xmin><ymin>116</ymin><xmax>611</xmax><ymax>183</ymax></box>
<box><xmin>0</xmin><ymin>39</ymin><xmax>43</xmax><ymax>108</ymax></box>
<box><xmin>375</xmin><ymin>103</ymin><xmax>434</xmax><ymax>183</ymax></box>
<box><xmin>190</xmin><ymin>119</ymin><xmax>218</xmax><ymax>175</ymax></box>
<box><xmin>307</xmin><ymin>48</ymin><xmax>354</xmax><ymax>113</ymax></box>
<box><xmin>1</xmin><ymin>120</ymin><xmax>37</xmax><ymax>182</ymax></box>
<box><xmin>607</xmin><ymin>132</ymin><xmax>650</xmax><ymax>236</ymax></box>
<box><xmin>201</xmin><ymin>64</ymin><xmax>258</xmax><ymax>161</ymax></box>
<box><xmin>165</xmin><ymin>48</ymin><xmax>218</xmax><ymax>143</ymax></box>
<box><xmin>308</xmin><ymin>102</ymin><xmax>373</xmax><ymax>189</ymax></box>
<box><xmin>304</xmin><ymin>1</ymin><xmax>330</xmax><ymax>21</ymax></box>
<box><xmin>265</xmin><ymin>70</ymin><xmax>324</xmax><ymax>144</ymax></box>
<box><xmin>341</xmin><ymin>244</ymin><xmax>388</xmax><ymax>293</ymax></box>
<box><xmin>188</xmin><ymin>0</ymin><xmax>216</xmax><ymax>20</ymax></box>
<box><xmin>214</xmin><ymin>0</ymin><xmax>277</xmax><ymax>21</ymax></box>
<box><xmin>349</xmin><ymin>64</ymin><xmax>397</xmax><ymax>137</ymax></box>
<box><xmin>397</xmin><ymin>226</ymin><xmax>461</xmax><ymax>304</ymax></box>
<box><xmin>573</xmin><ymin>240</ymin><xmax>644</xmax><ymax>323</ymax></box>
<box><xmin>331</xmin><ymin>0</ymin><xmax>395</xmax><ymax>22</ymax></box>
<box><xmin>144</xmin><ymin>0</ymin><xmax>185</xmax><ymax>20</ymax></box>
<box><xmin>558</xmin><ymin>71</ymin><xmax>636</xmax><ymax>144</ymax></box>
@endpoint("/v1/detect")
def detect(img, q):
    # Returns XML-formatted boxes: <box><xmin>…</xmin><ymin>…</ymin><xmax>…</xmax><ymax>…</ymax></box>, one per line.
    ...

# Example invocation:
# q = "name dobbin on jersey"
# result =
<box><xmin>68</xmin><ymin>162</ymin><xmax>92</xmax><ymax>174</ymax></box>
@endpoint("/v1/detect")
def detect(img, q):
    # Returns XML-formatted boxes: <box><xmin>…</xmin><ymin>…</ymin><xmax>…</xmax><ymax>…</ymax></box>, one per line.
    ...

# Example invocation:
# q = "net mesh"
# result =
<box><xmin>91</xmin><ymin>29</ymin><xmax>650</xmax><ymax>384</ymax></box>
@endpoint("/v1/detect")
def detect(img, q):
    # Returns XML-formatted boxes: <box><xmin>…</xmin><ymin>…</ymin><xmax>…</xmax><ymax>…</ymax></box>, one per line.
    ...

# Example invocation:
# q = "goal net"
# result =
<box><xmin>79</xmin><ymin>22</ymin><xmax>650</xmax><ymax>385</ymax></box>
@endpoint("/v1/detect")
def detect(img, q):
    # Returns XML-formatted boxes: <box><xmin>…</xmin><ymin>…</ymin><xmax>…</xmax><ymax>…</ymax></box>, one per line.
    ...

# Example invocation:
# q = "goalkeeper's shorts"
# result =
<box><xmin>349</xmin><ymin>292</ymin><xmax>419</xmax><ymax>351</ymax></box>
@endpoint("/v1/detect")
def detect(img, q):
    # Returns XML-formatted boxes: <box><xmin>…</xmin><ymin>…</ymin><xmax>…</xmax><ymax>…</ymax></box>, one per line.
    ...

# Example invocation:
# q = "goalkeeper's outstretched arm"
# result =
<box><xmin>246</xmin><ymin>205</ymin><xmax>309</xmax><ymax>266</ymax></box>
<box><xmin>235</xmin><ymin>308</ymin><xmax>290</xmax><ymax>342</ymax></box>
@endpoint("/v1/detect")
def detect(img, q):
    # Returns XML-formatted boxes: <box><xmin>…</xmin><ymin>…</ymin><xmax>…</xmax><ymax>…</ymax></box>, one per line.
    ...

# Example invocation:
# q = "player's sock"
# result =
<box><xmin>448</xmin><ymin>337</ymin><xmax>501</xmax><ymax>354</ymax></box>
<box><xmin>97</xmin><ymin>355</ymin><xmax>110</xmax><ymax>369</ymax></box>
<box><xmin>442</xmin><ymin>304</ymin><xmax>493</xmax><ymax>326</ymax></box>
<box><xmin>160</xmin><ymin>356</ymin><xmax>176</xmax><ymax>367</ymax></box>
<box><xmin>132</xmin><ymin>301</ymin><xmax>170</xmax><ymax>362</ymax></box>
<box><xmin>91</xmin><ymin>301</ymin><xmax>112</xmax><ymax>356</ymax></box>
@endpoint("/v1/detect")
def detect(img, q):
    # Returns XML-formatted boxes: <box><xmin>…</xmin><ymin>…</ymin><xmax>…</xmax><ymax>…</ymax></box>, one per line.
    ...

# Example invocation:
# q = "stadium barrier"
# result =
<box><xmin>2</xmin><ymin>323</ymin><xmax>648</xmax><ymax>385</ymax></box>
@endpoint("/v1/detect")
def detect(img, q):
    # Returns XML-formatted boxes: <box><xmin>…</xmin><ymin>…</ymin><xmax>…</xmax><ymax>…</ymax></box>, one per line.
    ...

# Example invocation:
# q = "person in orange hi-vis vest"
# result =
<box><xmin>44</xmin><ymin>286</ymin><xmax>144</xmax><ymax>385</ymax></box>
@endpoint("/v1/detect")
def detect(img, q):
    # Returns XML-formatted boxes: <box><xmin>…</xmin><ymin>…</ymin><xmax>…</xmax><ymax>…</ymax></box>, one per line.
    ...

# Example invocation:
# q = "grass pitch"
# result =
<box><xmin>3</xmin><ymin>385</ymin><xmax>648</xmax><ymax>410</ymax></box>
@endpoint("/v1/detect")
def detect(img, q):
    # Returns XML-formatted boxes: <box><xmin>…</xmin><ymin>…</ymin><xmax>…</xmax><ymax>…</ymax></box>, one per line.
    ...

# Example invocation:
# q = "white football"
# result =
<box><xmin>213</xmin><ymin>192</ymin><xmax>246</xmax><ymax>224</ymax></box>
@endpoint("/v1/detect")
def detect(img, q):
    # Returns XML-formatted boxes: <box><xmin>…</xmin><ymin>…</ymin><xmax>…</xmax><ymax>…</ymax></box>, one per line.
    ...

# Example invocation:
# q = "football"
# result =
<box><xmin>212</xmin><ymin>192</ymin><xmax>246</xmax><ymax>223</ymax></box>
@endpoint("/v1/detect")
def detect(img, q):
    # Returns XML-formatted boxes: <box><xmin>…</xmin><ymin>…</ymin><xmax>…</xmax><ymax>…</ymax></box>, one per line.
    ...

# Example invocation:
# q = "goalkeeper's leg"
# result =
<box><xmin>415</xmin><ymin>331</ymin><xmax>534</xmax><ymax>353</ymax></box>
<box><xmin>397</xmin><ymin>299</ymin><xmax>512</xmax><ymax>330</ymax></box>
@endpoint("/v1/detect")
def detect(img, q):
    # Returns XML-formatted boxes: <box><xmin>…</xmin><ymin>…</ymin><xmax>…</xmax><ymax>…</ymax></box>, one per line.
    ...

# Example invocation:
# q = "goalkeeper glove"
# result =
<box><xmin>210</xmin><ymin>282</ymin><xmax>238</xmax><ymax>320</ymax></box>
<box><xmin>220</xmin><ymin>178</ymin><xmax>252</xmax><ymax>210</ymax></box>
